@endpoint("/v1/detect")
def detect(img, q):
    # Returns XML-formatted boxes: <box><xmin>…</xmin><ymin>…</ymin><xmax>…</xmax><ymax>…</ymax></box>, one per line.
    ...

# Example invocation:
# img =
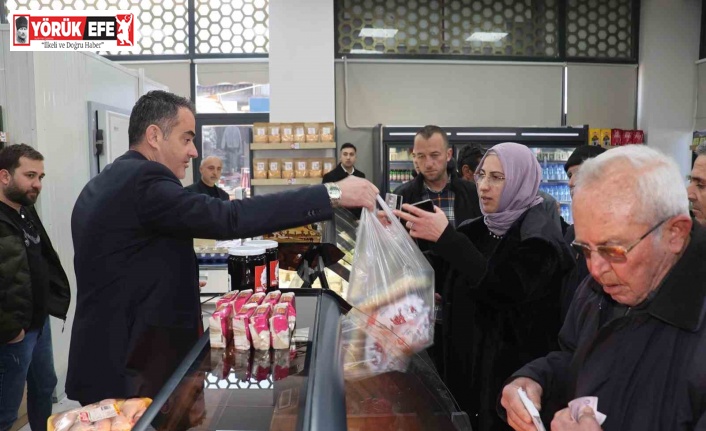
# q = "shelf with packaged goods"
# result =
<box><xmin>251</xmin><ymin>178</ymin><xmax>323</xmax><ymax>186</ymax></box>
<box><xmin>390</xmin><ymin>160</ymin><xmax>415</xmax><ymax>165</ymax></box>
<box><xmin>251</xmin><ymin>142</ymin><xmax>337</xmax><ymax>150</ymax></box>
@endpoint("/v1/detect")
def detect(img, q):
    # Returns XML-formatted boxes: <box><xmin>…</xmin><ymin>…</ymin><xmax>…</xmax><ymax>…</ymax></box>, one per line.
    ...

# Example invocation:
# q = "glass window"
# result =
<box><xmin>196</xmin><ymin>62</ymin><xmax>269</xmax><ymax>114</ymax></box>
<box><xmin>195</xmin><ymin>0</ymin><xmax>269</xmax><ymax>54</ymax></box>
<box><xmin>200</xmin><ymin>125</ymin><xmax>251</xmax><ymax>198</ymax></box>
<box><xmin>566</xmin><ymin>0</ymin><xmax>635</xmax><ymax>60</ymax></box>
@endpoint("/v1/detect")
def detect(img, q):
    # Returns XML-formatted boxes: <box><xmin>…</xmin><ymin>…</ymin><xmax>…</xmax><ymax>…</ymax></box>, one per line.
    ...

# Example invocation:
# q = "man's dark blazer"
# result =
<box><xmin>185</xmin><ymin>179</ymin><xmax>230</xmax><ymax>201</ymax></box>
<box><xmin>67</xmin><ymin>150</ymin><xmax>332</xmax><ymax>403</ymax></box>
<box><xmin>322</xmin><ymin>163</ymin><xmax>365</xmax><ymax>184</ymax></box>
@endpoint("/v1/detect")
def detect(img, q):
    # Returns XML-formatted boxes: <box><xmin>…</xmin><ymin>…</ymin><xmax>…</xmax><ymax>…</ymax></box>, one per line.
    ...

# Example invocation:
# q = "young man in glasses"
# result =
<box><xmin>500</xmin><ymin>145</ymin><xmax>703</xmax><ymax>431</ymax></box>
<box><xmin>0</xmin><ymin>144</ymin><xmax>70</xmax><ymax>431</ymax></box>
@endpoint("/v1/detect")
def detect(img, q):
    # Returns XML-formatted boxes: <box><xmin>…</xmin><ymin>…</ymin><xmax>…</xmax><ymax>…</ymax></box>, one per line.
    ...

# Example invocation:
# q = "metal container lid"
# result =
<box><xmin>228</xmin><ymin>246</ymin><xmax>266</xmax><ymax>256</ymax></box>
<box><xmin>245</xmin><ymin>239</ymin><xmax>279</xmax><ymax>250</ymax></box>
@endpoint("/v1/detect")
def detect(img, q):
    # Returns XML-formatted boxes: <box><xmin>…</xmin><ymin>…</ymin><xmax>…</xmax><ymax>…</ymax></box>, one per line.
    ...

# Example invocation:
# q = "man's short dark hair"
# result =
<box><xmin>457</xmin><ymin>145</ymin><xmax>485</xmax><ymax>172</ymax></box>
<box><xmin>415</xmin><ymin>125</ymin><xmax>449</xmax><ymax>148</ymax></box>
<box><xmin>0</xmin><ymin>144</ymin><xmax>43</xmax><ymax>175</ymax></box>
<box><xmin>340</xmin><ymin>143</ymin><xmax>357</xmax><ymax>153</ymax></box>
<box><xmin>128</xmin><ymin>90</ymin><xmax>195</xmax><ymax>147</ymax></box>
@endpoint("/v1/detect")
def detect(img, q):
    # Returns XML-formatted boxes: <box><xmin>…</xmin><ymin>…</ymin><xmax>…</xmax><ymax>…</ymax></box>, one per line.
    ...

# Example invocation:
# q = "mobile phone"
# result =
<box><xmin>410</xmin><ymin>199</ymin><xmax>434</xmax><ymax>213</ymax></box>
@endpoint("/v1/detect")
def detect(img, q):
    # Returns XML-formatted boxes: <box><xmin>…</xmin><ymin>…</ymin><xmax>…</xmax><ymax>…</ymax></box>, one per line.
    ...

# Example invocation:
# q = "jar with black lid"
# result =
<box><xmin>228</xmin><ymin>246</ymin><xmax>267</xmax><ymax>293</ymax></box>
<box><xmin>245</xmin><ymin>239</ymin><xmax>279</xmax><ymax>291</ymax></box>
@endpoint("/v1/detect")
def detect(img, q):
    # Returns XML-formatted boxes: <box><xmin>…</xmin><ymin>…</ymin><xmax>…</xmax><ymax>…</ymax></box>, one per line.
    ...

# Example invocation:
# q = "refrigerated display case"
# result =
<box><xmin>131</xmin><ymin>289</ymin><xmax>470</xmax><ymax>431</ymax></box>
<box><xmin>373</xmin><ymin>125</ymin><xmax>588</xmax><ymax>222</ymax></box>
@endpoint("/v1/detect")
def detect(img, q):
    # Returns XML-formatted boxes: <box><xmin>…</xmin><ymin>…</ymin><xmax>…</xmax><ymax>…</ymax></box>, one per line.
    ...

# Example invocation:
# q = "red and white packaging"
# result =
<box><xmin>249</xmin><ymin>303</ymin><xmax>273</xmax><ymax>351</ymax></box>
<box><xmin>216</xmin><ymin>290</ymin><xmax>239</xmax><ymax>309</ymax></box>
<box><xmin>270</xmin><ymin>303</ymin><xmax>291</xmax><ymax>350</ymax></box>
<box><xmin>369</xmin><ymin>293</ymin><xmax>433</xmax><ymax>354</ymax></box>
<box><xmin>232</xmin><ymin>303</ymin><xmax>258</xmax><ymax>350</ymax></box>
<box><xmin>279</xmin><ymin>292</ymin><xmax>297</xmax><ymax>331</ymax></box>
<box><xmin>246</xmin><ymin>292</ymin><xmax>266</xmax><ymax>307</ymax></box>
<box><xmin>264</xmin><ymin>290</ymin><xmax>282</xmax><ymax>307</ymax></box>
<box><xmin>621</xmin><ymin>129</ymin><xmax>634</xmax><ymax>145</ymax></box>
<box><xmin>252</xmin><ymin>350</ymin><xmax>271</xmax><ymax>382</ymax></box>
<box><xmin>272</xmin><ymin>348</ymin><xmax>292</xmax><ymax>381</ymax></box>
<box><xmin>209</xmin><ymin>302</ymin><xmax>233</xmax><ymax>349</ymax></box>
<box><xmin>611</xmin><ymin>129</ymin><xmax>622</xmax><ymax>146</ymax></box>
<box><xmin>633</xmin><ymin>130</ymin><xmax>644</xmax><ymax>144</ymax></box>
<box><xmin>231</xmin><ymin>289</ymin><xmax>253</xmax><ymax>314</ymax></box>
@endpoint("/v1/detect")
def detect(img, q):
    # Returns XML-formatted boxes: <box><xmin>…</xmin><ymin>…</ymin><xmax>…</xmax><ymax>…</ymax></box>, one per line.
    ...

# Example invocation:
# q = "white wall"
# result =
<box><xmin>119</xmin><ymin>60</ymin><xmax>190</xmax><ymax>99</ymax></box>
<box><xmin>0</xmin><ymin>26</ymin><xmax>35</xmax><ymax>147</ymax></box>
<box><xmin>268</xmin><ymin>0</ymin><xmax>334</xmax><ymax>122</ymax></box>
<box><xmin>638</xmin><ymin>0</ymin><xmax>701</xmax><ymax>176</ymax></box>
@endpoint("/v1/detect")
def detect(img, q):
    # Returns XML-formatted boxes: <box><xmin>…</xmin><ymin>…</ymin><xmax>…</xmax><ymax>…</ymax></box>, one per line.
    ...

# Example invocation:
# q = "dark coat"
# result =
<box><xmin>432</xmin><ymin>204</ymin><xmax>574</xmax><ymax>431</ymax></box>
<box><xmin>503</xmin><ymin>224</ymin><xmax>706</xmax><ymax>431</ymax></box>
<box><xmin>559</xmin><ymin>224</ymin><xmax>590</xmax><ymax>321</ymax></box>
<box><xmin>184</xmin><ymin>180</ymin><xmax>230</xmax><ymax>201</ymax></box>
<box><xmin>67</xmin><ymin>150</ymin><xmax>332</xmax><ymax>403</ymax></box>
<box><xmin>321</xmin><ymin>163</ymin><xmax>365</xmax><ymax>183</ymax></box>
<box><xmin>0</xmin><ymin>205</ymin><xmax>70</xmax><ymax>343</ymax></box>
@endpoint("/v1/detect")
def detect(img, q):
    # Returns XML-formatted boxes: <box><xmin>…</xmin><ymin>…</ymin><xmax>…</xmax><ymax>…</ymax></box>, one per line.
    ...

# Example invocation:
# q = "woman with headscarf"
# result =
<box><xmin>395</xmin><ymin>142</ymin><xmax>574</xmax><ymax>431</ymax></box>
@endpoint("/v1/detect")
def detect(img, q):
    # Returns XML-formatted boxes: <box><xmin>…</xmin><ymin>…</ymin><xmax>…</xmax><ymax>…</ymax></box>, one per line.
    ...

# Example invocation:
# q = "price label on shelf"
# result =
<box><xmin>290</xmin><ymin>142</ymin><xmax>300</xmax><ymax>149</ymax></box>
<box><xmin>288</xmin><ymin>178</ymin><xmax>297</xmax><ymax>185</ymax></box>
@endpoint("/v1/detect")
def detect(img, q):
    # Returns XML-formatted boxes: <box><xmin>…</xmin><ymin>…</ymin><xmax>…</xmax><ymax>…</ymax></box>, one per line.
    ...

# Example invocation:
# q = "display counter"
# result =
<box><xmin>132</xmin><ymin>289</ymin><xmax>470</xmax><ymax>431</ymax></box>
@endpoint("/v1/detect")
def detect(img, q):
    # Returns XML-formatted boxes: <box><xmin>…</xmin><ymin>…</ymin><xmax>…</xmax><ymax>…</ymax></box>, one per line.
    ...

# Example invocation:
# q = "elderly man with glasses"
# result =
<box><xmin>498</xmin><ymin>145</ymin><xmax>706</xmax><ymax>431</ymax></box>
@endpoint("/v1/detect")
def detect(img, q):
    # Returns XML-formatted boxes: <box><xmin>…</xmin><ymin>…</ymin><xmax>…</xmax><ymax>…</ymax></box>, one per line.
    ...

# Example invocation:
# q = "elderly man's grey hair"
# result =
<box><xmin>574</xmin><ymin>145</ymin><xmax>689</xmax><ymax>225</ymax></box>
<box><xmin>200</xmin><ymin>156</ymin><xmax>223</xmax><ymax>168</ymax></box>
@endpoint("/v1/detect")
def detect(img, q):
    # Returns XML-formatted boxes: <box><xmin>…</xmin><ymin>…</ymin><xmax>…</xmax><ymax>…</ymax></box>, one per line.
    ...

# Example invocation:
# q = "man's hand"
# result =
<box><xmin>551</xmin><ymin>407</ymin><xmax>602</xmax><ymax>431</ymax></box>
<box><xmin>198</xmin><ymin>281</ymin><xmax>207</xmax><ymax>290</ymax></box>
<box><xmin>8</xmin><ymin>329</ymin><xmax>25</xmax><ymax>344</ymax></box>
<box><xmin>501</xmin><ymin>377</ymin><xmax>544</xmax><ymax>431</ymax></box>
<box><xmin>393</xmin><ymin>204</ymin><xmax>448</xmax><ymax>243</ymax></box>
<box><xmin>336</xmin><ymin>176</ymin><xmax>379</xmax><ymax>211</ymax></box>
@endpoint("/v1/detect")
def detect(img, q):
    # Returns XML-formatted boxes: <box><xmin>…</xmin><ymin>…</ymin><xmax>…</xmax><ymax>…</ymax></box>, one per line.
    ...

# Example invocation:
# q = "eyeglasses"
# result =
<box><xmin>474</xmin><ymin>172</ymin><xmax>506</xmax><ymax>187</ymax></box>
<box><xmin>570</xmin><ymin>218</ymin><xmax>668</xmax><ymax>263</ymax></box>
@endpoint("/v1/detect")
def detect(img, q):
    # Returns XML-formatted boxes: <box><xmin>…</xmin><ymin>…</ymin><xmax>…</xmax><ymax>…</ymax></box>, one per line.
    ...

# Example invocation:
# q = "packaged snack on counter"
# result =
<box><xmin>209</xmin><ymin>302</ymin><xmax>233</xmax><ymax>349</ymax></box>
<box><xmin>253</xmin><ymin>123</ymin><xmax>269</xmax><ymax>143</ymax></box>
<box><xmin>216</xmin><ymin>290</ymin><xmax>240</xmax><ymax>309</ymax></box>
<box><xmin>268</xmin><ymin>123</ymin><xmax>281</xmax><ymax>143</ymax></box>
<box><xmin>48</xmin><ymin>398</ymin><xmax>152</xmax><ymax>431</ymax></box>
<box><xmin>322</xmin><ymin>157</ymin><xmax>336</xmax><ymax>175</ymax></box>
<box><xmin>622</xmin><ymin>129</ymin><xmax>634</xmax><ymax>145</ymax></box>
<box><xmin>268</xmin><ymin>159</ymin><xmax>282</xmax><ymax>179</ymax></box>
<box><xmin>611</xmin><ymin>129</ymin><xmax>623</xmax><ymax>146</ymax></box>
<box><xmin>320</xmin><ymin>122</ymin><xmax>335</xmax><ymax>142</ymax></box>
<box><xmin>246</xmin><ymin>291</ymin><xmax>266</xmax><ymax>306</ymax></box>
<box><xmin>253</xmin><ymin>159</ymin><xmax>268</xmax><ymax>179</ymax></box>
<box><xmin>233</xmin><ymin>303</ymin><xmax>258</xmax><ymax>350</ymax></box>
<box><xmin>279</xmin><ymin>292</ymin><xmax>297</xmax><ymax>331</ymax></box>
<box><xmin>309</xmin><ymin>159</ymin><xmax>323</xmax><ymax>178</ymax></box>
<box><xmin>280</xmin><ymin>123</ymin><xmax>294</xmax><ymax>143</ymax></box>
<box><xmin>294</xmin><ymin>158</ymin><xmax>309</xmax><ymax>178</ymax></box>
<box><xmin>250</xmin><ymin>303</ymin><xmax>273</xmax><ymax>350</ymax></box>
<box><xmin>231</xmin><ymin>289</ymin><xmax>253</xmax><ymax>314</ymax></box>
<box><xmin>589</xmin><ymin>128</ymin><xmax>601</xmax><ymax>146</ymax></box>
<box><xmin>252</xmin><ymin>350</ymin><xmax>272</xmax><ymax>382</ymax></box>
<box><xmin>600</xmin><ymin>129</ymin><xmax>612</xmax><ymax>147</ymax></box>
<box><xmin>305</xmin><ymin>123</ymin><xmax>319</xmax><ymax>142</ymax></box>
<box><xmin>264</xmin><ymin>290</ymin><xmax>282</xmax><ymax>307</ymax></box>
<box><xmin>270</xmin><ymin>302</ymin><xmax>291</xmax><ymax>349</ymax></box>
<box><xmin>281</xmin><ymin>158</ymin><xmax>295</xmax><ymax>180</ymax></box>
<box><xmin>634</xmin><ymin>129</ymin><xmax>644</xmax><ymax>144</ymax></box>
<box><xmin>293</xmin><ymin>123</ymin><xmax>306</xmax><ymax>142</ymax></box>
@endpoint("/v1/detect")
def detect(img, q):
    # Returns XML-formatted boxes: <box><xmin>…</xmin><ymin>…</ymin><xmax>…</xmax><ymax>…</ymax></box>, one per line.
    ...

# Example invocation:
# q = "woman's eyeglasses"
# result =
<box><xmin>570</xmin><ymin>218</ymin><xmax>668</xmax><ymax>263</ymax></box>
<box><xmin>474</xmin><ymin>172</ymin><xmax>505</xmax><ymax>187</ymax></box>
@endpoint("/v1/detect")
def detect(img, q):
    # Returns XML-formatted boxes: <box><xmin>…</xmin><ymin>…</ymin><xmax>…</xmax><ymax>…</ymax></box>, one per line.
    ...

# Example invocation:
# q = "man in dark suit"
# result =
<box><xmin>67</xmin><ymin>91</ymin><xmax>378</xmax><ymax>405</ymax></box>
<box><xmin>322</xmin><ymin>143</ymin><xmax>366</xmax><ymax>183</ymax></box>
<box><xmin>185</xmin><ymin>156</ymin><xmax>229</xmax><ymax>200</ymax></box>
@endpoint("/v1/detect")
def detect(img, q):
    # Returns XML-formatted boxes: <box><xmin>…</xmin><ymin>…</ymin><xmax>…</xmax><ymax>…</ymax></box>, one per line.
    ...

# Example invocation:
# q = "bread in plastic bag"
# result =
<box><xmin>48</xmin><ymin>398</ymin><xmax>152</xmax><ymax>431</ymax></box>
<box><xmin>342</xmin><ymin>195</ymin><xmax>435</xmax><ymax>379</ymax></box>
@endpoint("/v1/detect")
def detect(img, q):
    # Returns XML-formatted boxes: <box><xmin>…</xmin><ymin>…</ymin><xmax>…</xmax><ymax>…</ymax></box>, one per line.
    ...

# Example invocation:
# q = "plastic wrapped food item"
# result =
<box><xmin>253</xmin><ymin>123</ymin><xmax>269</xmax><ymax>143</ymax></box>
<box><xmin>209</xmin><ymin>302</ymin><xmax>233</xmax><ymax>349</ymax></box>
<box><xmin>249</xmin><ymin>303</ymin><xmax>272</xmax><ymax>350</ymax></box>
<box><xmin>231</xmin><ymin>289</ymin><xmax>253</xmax><ymax>314</ymax></box>
<box><xmin>270</xmin><ymin>303</ymin><xmax>291</xmax><ymax>350</ymax></box>
<box><xmin>280</xmin><ymin>123</ymin><xmax>294</xmax><ymax>143</ymax></box>
<box><xmin>264</xmin><ymin>290</ymin><xmax>282</xmax><ymax>307</ymax></box>
<box><xmin>233</xmin><ymin>303</ymin><xmax>258</xmax><ymax>350</ymax></box>
<box><xmin>245</xmin><ymin>292</ymin><xmax>266</xmax><ymax>306</ymax></box>
<box><xmin>216</xmin><ymin>290</ymin><xmax>239</xmax><ymax>309</ymax></box>
<box><xmin>278</xmin><ymin>293</ymin><xmax>297</xmax><ymax>331</ymax></box>
<box><xmin>48</xmin><ymin>398</ymin><xmax>152</xmax><ymax>431</ymax></box>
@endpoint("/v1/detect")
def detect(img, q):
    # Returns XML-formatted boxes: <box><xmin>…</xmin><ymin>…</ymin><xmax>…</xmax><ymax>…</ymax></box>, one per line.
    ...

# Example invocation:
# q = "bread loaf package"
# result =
<box><xmin>281</xmin><ymin>158</ymin><xmax>295</xmax><ymax>180</ymax></box>
<box><xmin>270</xmin><ymin>302</ymin><xmax>291</xmax><ymax>349</ymax></box>
<box><xmin>308</xmin><ymin>159</ymin><xmax>323</xmax><ymax>178</ymax></box>
<box><xmin>280</xmin><ymin>123</ymin><xmax>294</xmax><ymax>143</ymax></box>
<box><xmin>253</xmin><ymin>123</ymin><xmax>269</xmax><ymax>143</ymax></box>
<box><xmin>209</xmin><ymin>302</ymin><xmax>233</xmax><ymax>349</ymax></box>
<box><xmin>305</xmin><ymin>123</ymin><xmax>319</xmax><ymax>143</ymax></box>
<box><xmin>249</xmin><ymin>303</ymin><xmax>273</xmax><ymax>351</ymax></box>
<box><xmin>323</xmin><ymin>158</ymin><xmax>336</xmax><ymax>175</ymax></box>
<box><xmin>320</xmin><ymin>122</ymin><xmax>334</xmax><ymax>142</ymax></box>
<box><xmin>253</xmin><ymin>159</ymin><xmax>268</xmax><ymax>179</ymax></box>
<box><xmin>268</xmin><ymin>159</ymin><xmax>282</xmax><ymax>179</ymax></box>
<box><xmin>232</xmin><ymin>289</ymin><xmax>253</xmax><ymax>314</ymax></box>
<box><xmin>279</xmin><ymin>292</ymin><xmax>297</xmax><ymax>331</ymax></box>
<box><xmin>233</xmin><ymin>303</ymin><xmax>258</xmax><ymax>350</ymax></box>
<box><xmin>268</xmin><ymin>123</ymin><xmax>281</xmax><ymax>143</ymax></box>
<box><xmin>293</xmin><ymin>123</ymin><xmax>306</xmax><ymax>142</ymax></box>
<box><xmin>245</xmin><ymin>292</ymin><xmax>266</xmax><ymax>307</ymax></box>
<box><xmin>216</xmin><ymin>290</ymin><xmax>240</xmax><ymax>309</ymax></box>
<box><xmin>294</xmin><ymin>159</ymin><xmax>309</xmax><ymax>178</ymax></box>
<box><xmin>264</xmin><ymin>290</ymin><xmax>282</xmax><ymax>307</ymax></box>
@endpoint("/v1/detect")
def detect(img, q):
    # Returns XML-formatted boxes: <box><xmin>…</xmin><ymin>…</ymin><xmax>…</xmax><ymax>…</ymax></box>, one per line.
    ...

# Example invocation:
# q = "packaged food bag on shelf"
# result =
<box><xmin>232</xmin><ymin>289</ymin><xmax>253</xmax><ymax>314</ymax></box>
<box><xmin>305</xmin><ymin>123</ymin><xmax>320</xmax><ymax>142</ymax></box>
<box><xmin>209</xmin><ymin>302</ymin><xmax>233</xmax><ymax>348</ymax></box>
<box><xmin>280</xmin><ymin>123</ymin><xmax>294</xmax><ymax>143</ymax></box>
<box><xmin>322</xmin><ymin>158</ymin><xmax>336</xmax><ymax>175</ymax></box>
<box><xmin>294</xmin><ymin>158</ymin><xmax>309</xmax><ymax>178</ymax></box>
<box><xmin>233</xmin><ymin>302</ymin><xmax>259</xmax><ymax>350</ymax></box>
<box><xmin>342</xmin><ymin>195</ymin><xmax>435</xmax><ymax>379</ymax></box>
<box><xmin>253</xmin><ymin>159</ymin><xmax>268</xmax><ymax>179</ymax></box>
<box><xmin>270</xmin><ymin>302</ymin><xmax>291</xmax><ymax>349</ymax></box>
<box><xmin>216</xmin><ymin>290</ymin><xmax>239</xmax><ymax>309</ymax></box>
<box><xmin>281</xmin><ymin>158</ymin><xmax>295</xmax><ymax>180</ymax></box>
<box><xmin>320</xmin><ymin>122</ymin><xmax>335</xmax><ymax>142</ymax></box>
<box><xmin>48</xmin><ymin>398</ymin><xmax>152</xmax><ymax>431</ymax></box>
<box><xmin>293</xmin><ymin>123</ymin><xmax>306</xmax><ymax>142</ymax></box>
<box><xmin>279</xmin><ymin>292</ymin><xmax>297</xmax><ymax>331</ymax></box>
<box><xmin>264</xmin><ymin>290</ymin><xmax>282</xmax><ymax>307</ymax></box>
<box><xmin>253</xmin><ymin>123</ymin><xmax>269</xmax><ymax>143</ymax></box>
<box><xmin>268</xmin><ymin>123</ymin><xmax>281</xmax><ymax>143</ymax></box>
<box><xmin>250</xmin><ymin>303</ymin><xmax>273</xmax><ymax>350</ymax></box>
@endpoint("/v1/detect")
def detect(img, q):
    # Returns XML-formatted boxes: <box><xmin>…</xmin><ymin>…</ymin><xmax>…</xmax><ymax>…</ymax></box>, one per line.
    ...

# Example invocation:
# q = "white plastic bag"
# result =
<box><xmin>342</xmin><ymin>195</ymin><xmax>435</xmax><ymax>379</ymax></box>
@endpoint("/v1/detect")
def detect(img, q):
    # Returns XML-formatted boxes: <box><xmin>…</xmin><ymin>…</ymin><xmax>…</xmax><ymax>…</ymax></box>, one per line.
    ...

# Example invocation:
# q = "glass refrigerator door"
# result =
<box><xmin>387</xmin><ymin>144</ymin><xmax>415</xmax><ymax>194</ymax></box>
<box><xmin>532</xmin><ymin>147</ymin><xmax>576</xmax><ymax>224</ymax></box>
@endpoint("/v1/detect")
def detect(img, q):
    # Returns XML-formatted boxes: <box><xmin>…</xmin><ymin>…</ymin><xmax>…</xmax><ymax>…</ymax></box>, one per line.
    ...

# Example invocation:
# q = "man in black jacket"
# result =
<box><xmin>67</xmin><ymin>91</ymin><xmax>378</xmax><ymax>405</ymax></box>
<box><xmin>185</xmin><ymin>156</ymin><xmax>229</xmax><ymax>200</ymax></box>
<box><xmin>322</xmin><ymin>142</ymin><xmax>366</xmax><ymax>183</ymax></box>
<box><xmin>500</xmin><ymin>146</ymin><xmax>705</xmax><ymax>431</ymax></box>
<box><xmin>0</xmin><ymin>144</ymin><xmax>70</xmax><ymax>431</ymax></box>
